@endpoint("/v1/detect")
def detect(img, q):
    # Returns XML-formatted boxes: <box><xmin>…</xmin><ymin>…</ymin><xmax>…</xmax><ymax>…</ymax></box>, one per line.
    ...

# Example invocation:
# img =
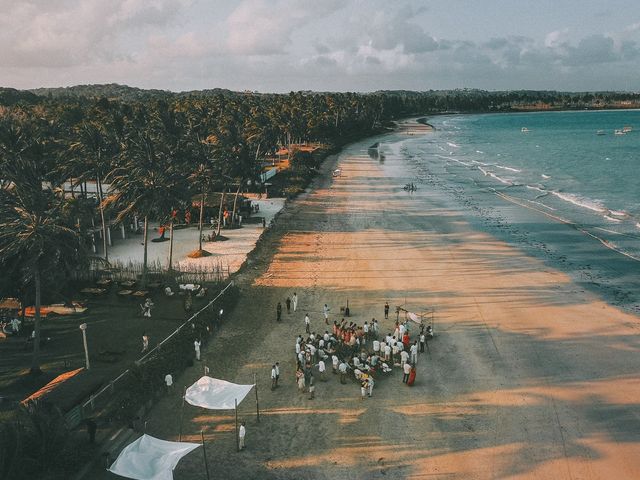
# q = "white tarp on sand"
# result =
<box><xmin>407</xmin><ymin>312</ymin><xmax>421</xmax><ymax>323</ymax></box>
<box><xmin>185</xmin><ymin>376</ymin><xmax>254</xmax><ymax>410</ymax></box>
<box><xmin>107</xmin><ymin>434</ymin><xmax>200</xmax><ymax>480</ymax></box>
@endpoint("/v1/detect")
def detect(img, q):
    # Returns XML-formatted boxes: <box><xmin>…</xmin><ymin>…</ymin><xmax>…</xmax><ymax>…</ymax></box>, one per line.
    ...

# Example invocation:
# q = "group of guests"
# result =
<box><xmin>291</xmin><ymin>314</ymin><xmax>432</xmax><ymax>399</ymax></box>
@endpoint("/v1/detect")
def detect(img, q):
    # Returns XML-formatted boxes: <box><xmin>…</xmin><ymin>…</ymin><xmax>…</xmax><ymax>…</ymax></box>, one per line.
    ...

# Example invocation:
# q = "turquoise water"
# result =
<box><xmin>378</xmin><ymin>110</ymin><xmax>640</xmax><ymax>312</ymax></box>
<box><xmin>417</xmin><ymin>110</ymin><xmax>640</xmax><ymax>261</ymax></box>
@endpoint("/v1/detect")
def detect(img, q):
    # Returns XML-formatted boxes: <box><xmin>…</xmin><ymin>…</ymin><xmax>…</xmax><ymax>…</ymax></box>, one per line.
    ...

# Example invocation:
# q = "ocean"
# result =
<box><xmin>377</xmin><ymin>110</ymin><xmax>640</xmax><ymax>313</ymax></box>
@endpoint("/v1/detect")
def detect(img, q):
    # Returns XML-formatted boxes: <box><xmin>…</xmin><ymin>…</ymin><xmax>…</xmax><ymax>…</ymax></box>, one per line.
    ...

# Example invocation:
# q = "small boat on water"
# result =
<box><xmin>521</xmin><ymin>127</ymin><xmax>530</xmax><ymax>133</ymax></box>
<box><xmin>622</xmin><ymin>126</ymin><xmax>632</xmax><ymax>133</ymax></box>
<box><xmin>596</xmin><ymin>130</ymin><xmax>606</xmax><ymax>135</ymax></box>
<box><xmin>614</xmin><ymin>129</ymin><xmax>626</xmax><ymax>136</ymax></box>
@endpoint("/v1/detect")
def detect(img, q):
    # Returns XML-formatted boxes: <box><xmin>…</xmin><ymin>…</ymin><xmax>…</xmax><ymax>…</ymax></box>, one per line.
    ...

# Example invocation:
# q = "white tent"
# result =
<box><xmin>182</xmin><ymin>376</ymin><xmax>259</xmax><ymax>452</ymax></box>
<box><xmin>184</xmin><ymin>376</ymin><xmax>254</xmax><ymax>410</ymax></box>
<box><xmin>108</xmin><ymin>434</ymin><xmax>200</xmax><ymax>480</ymax></box>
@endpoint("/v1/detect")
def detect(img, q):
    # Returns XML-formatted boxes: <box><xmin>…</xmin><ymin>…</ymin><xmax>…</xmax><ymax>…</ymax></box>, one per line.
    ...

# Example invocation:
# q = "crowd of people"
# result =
<box><xmin>284</xmin><ymin>298</ymin><xmax>433</xmax><ymax>400</ymax></box>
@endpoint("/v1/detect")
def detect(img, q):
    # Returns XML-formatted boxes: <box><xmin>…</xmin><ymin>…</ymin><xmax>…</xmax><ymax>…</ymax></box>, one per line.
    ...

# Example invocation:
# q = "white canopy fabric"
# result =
<box><xmin>107</xmin><ymin>434</ymin><xmax>200</xmax><ymax>480</ymax></box>
<box><xmin>407</xmin><ymin>312</ymin><xmax>422</xmax><ymax>323</ymax></box>
<box><xmin>185</xmin><ymin>376</ymin><xmax>254</xmax><ymax>410</ymax></box>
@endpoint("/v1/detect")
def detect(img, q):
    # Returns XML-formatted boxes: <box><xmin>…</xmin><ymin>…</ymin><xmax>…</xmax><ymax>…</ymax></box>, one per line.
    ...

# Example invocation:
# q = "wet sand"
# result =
<box><xmin>102</xmin><ymin>122</ymin><xmax>640</xmax><ymax>480</ymax></box>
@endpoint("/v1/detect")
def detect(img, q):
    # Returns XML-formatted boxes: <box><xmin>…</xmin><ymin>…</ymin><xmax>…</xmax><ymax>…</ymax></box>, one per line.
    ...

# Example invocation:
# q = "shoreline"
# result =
<box><xmin>95</xmin><ymin>119</ymin><xmax>640</xmax><ymax>480</ymax></box>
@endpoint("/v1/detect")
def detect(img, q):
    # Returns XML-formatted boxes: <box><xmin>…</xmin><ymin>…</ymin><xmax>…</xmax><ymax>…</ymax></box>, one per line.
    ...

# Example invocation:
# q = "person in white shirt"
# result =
<box><xmin>295</xmin><ymin>341</ymin><xmax>301</xmax><ymax>355</ymax></box>
<box><xmin>383</xmin><ymin>343</ymin><xmax>391</xmax><ymax>361</ymax></box>
<box><xmin>399</xmin><ymin>323</ymin><xmax>406</xmax><ymax>337</ymax></box>
<box><xmin>323</xmin><ymin>304</ymin><xmax>330</xmax><ymax>325</ymax></box>
<box><xmin>164</xmin><ymin>373</ymin><xmax>173</xmax><ymax>394</ymax></box>
<box><xmin>275</xmin><ymin>362</ymin><xmax>280</xmax><ymax>386</ymax></box>
<box><xmin>332</xmin><ymin>355</ymin><xmax>339</xmax><ymax>374</ymax></box>
<box><xmin>363</xmin><ymin>322</ymin><xmax>369</xmax><ymax>343</ymax></box>
<box><xmin>392</xmin><ymin>342</ymin><xmax>399</xmax><ymax>364</ymax></box>
<box><xmin>372</xmin><ymin>319</ymin><xmax>379</xmax><ymax>338</ymax></box>
<box><xmin>318</xmin><ymin>359</ymin><xmax>326</xmax><ymax>381</ymax></box>
<box><xmin>271</xmin><ymin>365</ymin><xmax>277</xmax><ymax>390</ymax></box>
<box><xmin>367</xmin><ymin>376</ymin><xmax>375</xmax><ymax>397</ymax></box>
<box><xmin>324</xmin><ymin>331</ymin><xmax>330</xmax><ymax>342</ymax></box>
<box><xmin>403</xmin><ymin>362</ymin><xmax>412</xmax><ymax>383</ymax></box>
<box><xmin>292</xmin><ymin>292</ymin><xmax>298</xmax><ymax>312</ymax></box>
<box><xmin>410</xmin><ymin>341</ymin><xmax>418</xmax><ymax>364</ymax></box>
<box><xmin>373</xmin><ymin>339</ymin><xmax>380</xmax><ymax>353</ymax></box>
<box><xmin>238</xmin><ymin>422</ymin><xmax>246</xmax><ymax>450</ymax></box>
<box><xmin>304</xmin><ymin>314</ymin><xmax>310</xmax><ymax>334</ymax></box>
<box><xmin>400</xmin><ymin>350</ymin><xmax>409</xmax><ymax>367</ymax></box>
<box><xmin>420</xmin><ymin>333</ymin><xmax>426</xmax><ymax>353</ymax></box>
<box><xmin>339</xmin><ymin>361</ymin><xmax>348</xmax><ymax>384</ymax></box>
<box><xmin>141</xmin><ymin>334</ymin><xmax>149</xmax><ymax>353</ymax></box>
<box><xmin>194</xmin><ymin>339</ymin><xmax>201</xmax><ymax>361</ymax></box>
<box><xmin>143</xmin><ymin>298</ymin><xmax>154</xmax><ymax>318</ymax></box>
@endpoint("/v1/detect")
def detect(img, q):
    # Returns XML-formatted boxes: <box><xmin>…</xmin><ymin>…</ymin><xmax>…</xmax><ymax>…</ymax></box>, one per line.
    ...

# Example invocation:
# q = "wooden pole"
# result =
<box><xmin>201</xmin><ymin>430</ymin><xmax>211</xmax><ymax>480</ymax></box>
<box><xmin>179</xmin><ymin>386</ymin><xmax>186</xmax><ymax>441</ymax></box>
<box><xmin>235</xmin><ymin>398</ymin><xmax>239</xmax><ymax>452</ymax></box>
<box><xmin>254</xmin><ymin>373</ymin><xmax>260</xmax><ymax>422</ymax></box>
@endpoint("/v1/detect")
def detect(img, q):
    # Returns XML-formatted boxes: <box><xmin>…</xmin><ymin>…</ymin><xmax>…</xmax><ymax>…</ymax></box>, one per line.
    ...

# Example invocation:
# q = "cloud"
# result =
<box><xmin>226</xmin><ymin>0</ymin><xmax>344</xmax><ymax>55</ymax></box>
<box><xmin>0</xmin><ymin>0</ymin><xmax>190</xmax><ymax>68</ymax></box>
<box><xmin>366</xmin><ymin>6</ymin><xmax>439</xmax><ymax>54</ymax></box>
<box><xmin>563</xmin><ymin>34</ymin><xmax>616</xmax><ymax>65</ymax></box>
<box><xmin>545</xmin><ymin>28</ymin><xmax>569</xmax><ymax>48</ymax></box>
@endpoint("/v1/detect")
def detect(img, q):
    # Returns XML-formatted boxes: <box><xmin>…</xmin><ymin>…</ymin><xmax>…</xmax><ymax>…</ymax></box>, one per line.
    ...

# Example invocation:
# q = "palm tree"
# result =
<box><xmin>187</xmin><ymin>162</ymin><xmax>215</xmax><ymax>257</ymax></box>
<box><xmin>65</xmin><ymin>119</ymin><xmax>115</xmax><ymax>262</ymax></box>
<box><xmin>0</xmin><ymin>112</ymin><xmax>85</xmax><ymax>374</ymax></box>
<box><xmin>104</xmin><ymin>108</ymin><xmax>188</xmax><ymax>286</ymax></box>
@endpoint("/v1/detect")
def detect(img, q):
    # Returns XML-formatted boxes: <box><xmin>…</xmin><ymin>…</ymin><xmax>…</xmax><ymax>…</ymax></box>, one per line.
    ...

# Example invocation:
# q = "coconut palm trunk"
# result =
<box><xmin>96</xmin><ymin>171</ymin><xmax>109</xmax><ymax>263</ymax></box>
<box><xmin>142</xmin><ymin>216</ymin><xmax>149</xmax><ymax>287</ymax></box>
<box><xmin>168</xmin><ymin>219</ymin><xmax>174</xmax><ymax>271</ymax></box>
<box><xmin>198</xmin><ymin>191</ymin><xmax>205</xmax><ymax>251</ymax></box>
<box><xmin>30</xmin><ymin>265</ymin><xmax>42</xmax><ymax>374</ymax></box>
<box><xmin>231</xmin><ymin>183</ymin><xmax>242</xmax><ymax>228</ymax></box>
<box><xmin>216</xmin><ymin>189</ymin><xmax>226</xmax><ymax>238</ymax></box>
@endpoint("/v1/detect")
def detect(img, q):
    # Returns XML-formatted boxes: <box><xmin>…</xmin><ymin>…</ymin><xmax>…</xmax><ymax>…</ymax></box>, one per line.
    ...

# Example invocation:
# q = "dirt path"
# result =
<box><xmin>101</xmin><ymin>129</ymin><xmax>640</xmax><ymax>480</ymax></box>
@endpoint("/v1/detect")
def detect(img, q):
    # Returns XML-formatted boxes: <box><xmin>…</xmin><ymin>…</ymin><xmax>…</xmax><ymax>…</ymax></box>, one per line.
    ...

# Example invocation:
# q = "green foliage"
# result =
<box><xmin>0</xmin><ymin>402</ymin><xmax>82</xmax><ymax>480</ymax></box>
<box><xmin>111</xmin><ymin>285</ymin><xmax>239</xmax><ymax>421</ymax></box>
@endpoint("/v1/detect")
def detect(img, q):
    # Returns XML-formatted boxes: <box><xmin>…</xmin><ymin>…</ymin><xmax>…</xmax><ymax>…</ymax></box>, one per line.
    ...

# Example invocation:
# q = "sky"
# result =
<box><xmin>1</xmin><ymin>0</ymin><xmax>640</xmax><ymax>93</ymax></box>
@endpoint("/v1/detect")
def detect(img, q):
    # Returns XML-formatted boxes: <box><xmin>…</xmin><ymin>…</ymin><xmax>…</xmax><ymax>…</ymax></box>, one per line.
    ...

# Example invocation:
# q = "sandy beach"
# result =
<box><xmin>98</xmin><ymin>121</ymin><xmax>640</xmax><ymax>480</ymax></box>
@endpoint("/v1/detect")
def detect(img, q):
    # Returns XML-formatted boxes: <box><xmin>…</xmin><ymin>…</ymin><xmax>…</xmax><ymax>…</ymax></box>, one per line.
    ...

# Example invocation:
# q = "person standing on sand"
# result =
<box><xmin>275</xmin><ymin>362</ymin><xmax>280</xmax><ymax>387</ymax></box>
<box><xmin>304</xmin><ymin>313</ymin><xmax>310</xmax><ymax>334</ymax></box>
<box><xmin>194</xmin><ymin>339</ymin><xmax>201</xmax><ymax>361</ymax></box>
<box><xmin>339</xmin><ymin>360</ymin><xmax>348</xmax><ymax>384</ymax></box>
<box><xmin>292</xmin><ymin>292</ymin><xmax>298</xmax><ymax>312</ymax></box>
<box><xmin>285</xmin><ymin>297</ymin><xmax>291</xmax><ymax>314</ymax></box>
<box><xmin>317</xmin><ymin>359</ymin><xmax>327</xmax><ymax>381</ymax></box>
<box><xmin>410</xmin><ymin>340</ymin><xmax>418</xmax><ymax>364</ymax></box>
<box><xmin>384</xmin><ymin>301</ymin><xmax>390</xmax><ymax>319</ymax></box>
<box><xmin>238</xmin><ymin>422</ymin><xmax>246</xmax><ymax>450</ymax></box>
<box><xmin>141</xmin><ymin>333</ymin><xmax>149</xmax><ymax>353</ymax></box>
<box><xmin>276</xmin><ymin>302</ymin><xmax>282</xmax><ymax>322</ymax></box>
<box><xmin>419</xmin><ymin>331</ymin><xmax>426</xmax><ymax>353</ymax></box>
<box><xmin>165</xmin><ymin>373</ymin><xmax>173</xmax><ymax>394</ymax></box>
<box><xmin>308</xmin><ymin>374</ymin><xmax>315</xmax><ymax>399</ymax></box>
<box><xmin>403</xmin><ymin>362</ymin><xmax>412</xmax><ymax>383</ymax></box>
<box><xmin>296</xmin><ymin>368</ymin><xmax>305</xmax><ymax>392</ymax></box>
<box><xmin>271</xmin><ymin>364</ymin><xmax>277</xmax><ymax>390</ymax></box>
<box><xmin>323</xmin><ymin>304</ymin><xmax>330</xmax><ymax>325</ymax></box>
